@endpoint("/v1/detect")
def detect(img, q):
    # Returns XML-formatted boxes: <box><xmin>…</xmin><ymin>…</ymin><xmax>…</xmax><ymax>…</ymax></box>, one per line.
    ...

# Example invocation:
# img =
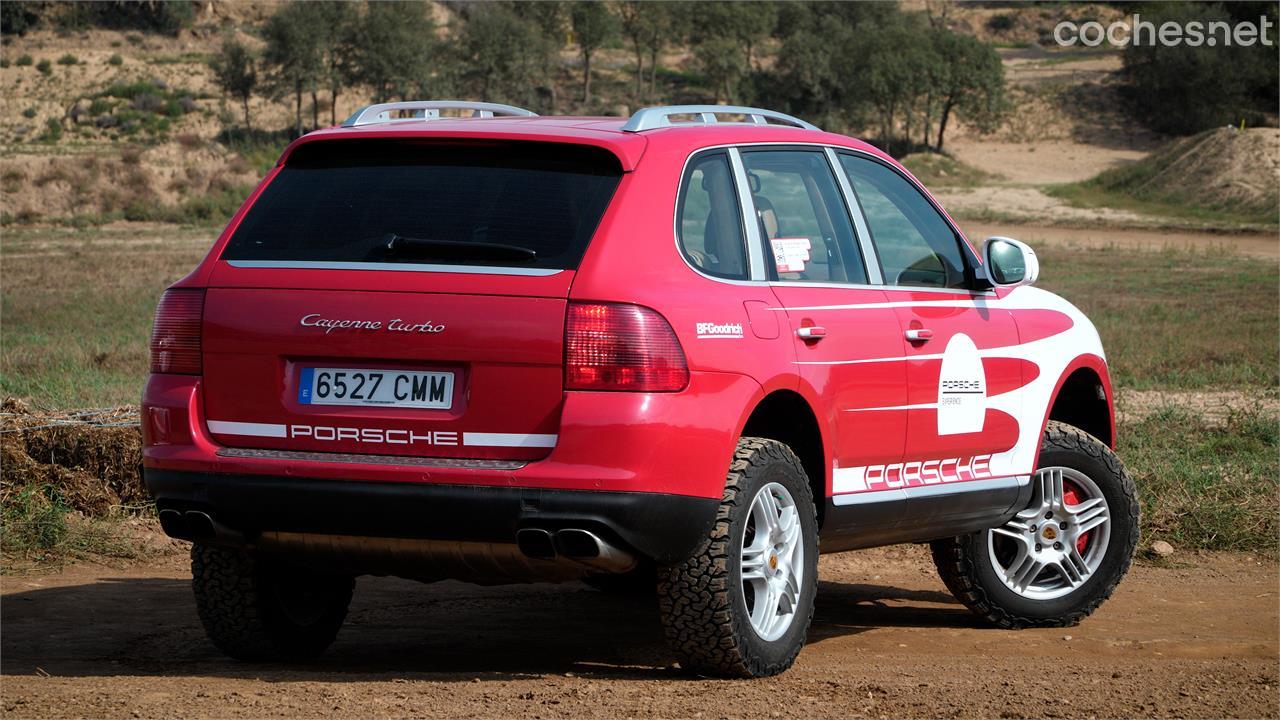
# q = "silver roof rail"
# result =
<box><xmin>343</xmin><ymin>101</ymin><xmax>538</xmax><ymax>128</ymax></box>
<box><xmin>621</xmin><ymin>105</ymin><xmax>819</xmax><ymax>133</ymax></box>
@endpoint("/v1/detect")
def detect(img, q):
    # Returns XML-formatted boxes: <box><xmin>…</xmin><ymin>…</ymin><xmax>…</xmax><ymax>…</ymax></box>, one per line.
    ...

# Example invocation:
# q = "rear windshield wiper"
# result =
<box><xmin>376</xmin><ymin>233</ymin><xmax>537</xmax><ymax>262</ymax></box>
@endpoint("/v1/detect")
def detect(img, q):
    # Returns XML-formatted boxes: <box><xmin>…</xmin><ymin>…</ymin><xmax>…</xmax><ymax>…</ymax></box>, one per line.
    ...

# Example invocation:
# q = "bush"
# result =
<box><xmin>35</xmin><ymin>58</ymin><xmax>51</xmax><ymax>75</ymax></box>
<box><xmin>1123</xmin><ymin>3</ymin><xmax>1279</xmax><ymax>135</ymax></box>
<box><xmin>21</xmin><ymin>106</ymin><xmax>36</xmax><ymax>118</ymax></box>
<box><xmin>107</xmin><ymin>53</ymin><xmax>123</xmax><ymax>66</ymax></box>
<box><xmin>40</xmin><ymin>117</ymin><xmax>62</xmax><ymax>142</ymax></box>
<box><xmin>2</xmin><ymin>484</ymin><xmax>70</xmax><ymax>553</ymax></box>
<box><xmin>88</xmin><ymin>98</ymin><xmax>112</xmax><ymax>115</ymax></box>
<box><xmin>16</xmin><ymin>54</ymin><xmax>33</xmax><ymax>66</ymax></box>
<box><xmin>56</xmin><ymin>53</ymin><xmax>78</xmax><ymax>65</ymax></box>
<box><xmin>0</xmin><ymin>58</ymin><xmax>10</xmax><ymax>69</ymax></box>
<box><xmin>986</xmin><ymin>13</ymin><xmax>1015</xmax><ymax>32</ymax></box>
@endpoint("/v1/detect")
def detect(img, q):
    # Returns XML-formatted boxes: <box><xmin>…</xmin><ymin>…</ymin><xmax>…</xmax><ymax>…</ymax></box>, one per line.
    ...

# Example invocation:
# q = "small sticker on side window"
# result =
<box><xmin>771</xmin><ymin>238</ymin><xmax>811</xmax><ymax>273</ymax></box>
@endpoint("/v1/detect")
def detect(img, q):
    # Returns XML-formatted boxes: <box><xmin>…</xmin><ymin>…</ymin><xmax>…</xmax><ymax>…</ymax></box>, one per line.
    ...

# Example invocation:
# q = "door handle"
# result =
<box><xmin>796</xmin><ymin>326</ymin><xmax>827</xmax><ymax>341</ymax></box>
<box><xmin>904</xmin><ymin>328</ymin><xmax>933</xmax><ymax>343</ymax></box>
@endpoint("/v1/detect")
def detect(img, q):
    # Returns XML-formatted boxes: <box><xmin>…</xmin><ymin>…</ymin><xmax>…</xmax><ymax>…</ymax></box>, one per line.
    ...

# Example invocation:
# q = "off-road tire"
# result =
<box><xmin>191</xmin><ymin>544</ymin><xmax>355</xmax><ymax>661</ymax></box>
<box><xmin>931</xmin><ymin>421</ymin><xmax>1139</xmax><ymax>629</ymax></box>
<box><xmin>658</xmin><ymin>437</ymin><xmax>818</xmax><ymax>678</ymax></box>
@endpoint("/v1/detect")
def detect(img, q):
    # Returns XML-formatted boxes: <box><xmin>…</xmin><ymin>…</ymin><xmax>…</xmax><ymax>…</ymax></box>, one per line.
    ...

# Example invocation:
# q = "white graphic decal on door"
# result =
<box><xmin>937</xmin><ymin>333</ymin><xmax>987</xmax><ymax>436</ymax></box>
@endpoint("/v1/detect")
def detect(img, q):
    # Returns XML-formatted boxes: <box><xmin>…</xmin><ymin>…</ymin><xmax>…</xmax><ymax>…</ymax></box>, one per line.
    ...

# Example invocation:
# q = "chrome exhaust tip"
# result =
<box><xmin>515</xmin><ymin>528</ymin><xmax>556</xmax><ymax>559</ymax></box>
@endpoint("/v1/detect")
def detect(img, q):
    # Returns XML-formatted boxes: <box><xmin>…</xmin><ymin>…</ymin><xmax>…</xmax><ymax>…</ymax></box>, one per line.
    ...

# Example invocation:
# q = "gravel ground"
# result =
<box><xmin>2</xmin><ymin>546</ymin><xmax>1276</xmax><ymax>719</ymax></box>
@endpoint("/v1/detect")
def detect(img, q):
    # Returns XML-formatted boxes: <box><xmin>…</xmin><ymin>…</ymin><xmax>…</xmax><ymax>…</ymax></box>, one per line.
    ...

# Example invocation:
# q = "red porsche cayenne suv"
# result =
<box><xmin>143</xmin><ymin>101</ymin><xmax>1138</xmax><ymax>677</ymax></box>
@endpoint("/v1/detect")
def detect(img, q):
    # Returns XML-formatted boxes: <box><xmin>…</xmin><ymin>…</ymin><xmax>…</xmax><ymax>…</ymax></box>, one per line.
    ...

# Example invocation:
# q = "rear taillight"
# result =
<box><xmin>565</xmin><ymin>302</ymin><xmax>689</xmax><ymax>392</ymax></box>
<box><xmin>149</xmin><ymin>289</ymin><xmax>204</xmax><ymax>375</ymax></box>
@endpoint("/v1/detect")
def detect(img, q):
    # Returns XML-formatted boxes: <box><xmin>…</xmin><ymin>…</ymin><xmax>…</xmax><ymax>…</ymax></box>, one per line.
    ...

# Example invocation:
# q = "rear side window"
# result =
<box><xmin>677</xmin><ymin>151</ymin><xmax>749</xmax><ymax>280</ymax></box>
<box><xmin>222</xmin><ymin>140</ymin><xmax>622</xmax><ymax>270</ymax></box>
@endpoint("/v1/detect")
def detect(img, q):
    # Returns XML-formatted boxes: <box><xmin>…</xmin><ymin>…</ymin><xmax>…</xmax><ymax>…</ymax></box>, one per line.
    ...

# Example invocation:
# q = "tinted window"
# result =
<box><xmin>222</xmin><ymin>140</ymin><xmax>622</xmax><ymax>270</ymax></box>
<box><xmin>839</xmin><ymin>154</ymin><xmax>970</xmax><ymax>289</ymax></box>
<box><xmin>677</xmin><ymin>152</ymin><xmax>748</xmax><ymax>280</ymax></box>
<box><xmin>741</xmin><ymin>150</ymin><xmax>867</xmax><ymax>284</ymax></box>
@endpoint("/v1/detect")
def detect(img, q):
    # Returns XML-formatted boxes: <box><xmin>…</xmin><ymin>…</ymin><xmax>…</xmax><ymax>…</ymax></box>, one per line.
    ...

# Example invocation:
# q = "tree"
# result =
<box><xmin>456</xmin><ymin>4</ymin><xmax>551</xmax><ymax>107</ymax></box>
<box><xmin>262</xmin><ymin>3</ymin><xmax>322</xmax><ymax>136</ymax></box>
<box><xmin>209</xmin><ymin>36</ymin><xmax>257</xmax><ymax>131</ymax></box>
<box><xmin>291</xmin><ymin>1</ymin><xmax>355</xmax><ymax>127</ymax></box>
<box><xmin>571</xmin><ymin>2</ymin><xmax>618</xmax><ymax>104</ymax></box>
<box><xmin>346</xmin><ymin>3</ymin><xmax>435</xmax><ymax>105</ymax></box>
<box><xmin>510</xmin><ymin>2</ymin><xmax>567</xmax><ymax>112</ymax></box>
<box><xmin>930</xmin><ymin>30</ymin><xmax>1005</xmax><ymax>151</ymax></box>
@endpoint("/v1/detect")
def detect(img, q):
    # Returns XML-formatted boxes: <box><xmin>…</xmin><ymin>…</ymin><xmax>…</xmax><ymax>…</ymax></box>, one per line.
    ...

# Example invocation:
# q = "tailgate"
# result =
<box><xmin>202</xmin><ymin>286</ymin><xmax>569</xmax><ymax>461</ymax></box>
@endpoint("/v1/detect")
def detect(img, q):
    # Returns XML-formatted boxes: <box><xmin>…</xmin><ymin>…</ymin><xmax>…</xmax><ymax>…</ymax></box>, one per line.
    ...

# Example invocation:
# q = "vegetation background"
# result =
<box><xmin>0</xmin><ymin>0</ymin><xmax>1276</xmax><ymax>565</ymax></box>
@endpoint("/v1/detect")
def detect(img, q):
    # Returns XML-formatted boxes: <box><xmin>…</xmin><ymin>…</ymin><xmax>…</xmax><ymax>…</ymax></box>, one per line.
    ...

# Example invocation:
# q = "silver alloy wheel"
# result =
<box><xmin>987</xmin><ymin>466</ymin><xmax>1111</xmax><ymax>600</ymax></box>
<box><xmin>740</xmin><ymin>481</ymin><xmax>804</xmax><ymax>641</ymax></box>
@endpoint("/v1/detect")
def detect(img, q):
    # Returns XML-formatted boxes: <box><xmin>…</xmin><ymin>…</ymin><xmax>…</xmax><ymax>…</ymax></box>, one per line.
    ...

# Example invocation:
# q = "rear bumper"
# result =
<box><xmin>145</xmin><ymin>468</ymin><xmax>718</xmax><ymax>565</ymax></box>
<box><xmin>142</xmin><ymin>370</ymin><xmax>763</xmax><ymax>499</ymax></box>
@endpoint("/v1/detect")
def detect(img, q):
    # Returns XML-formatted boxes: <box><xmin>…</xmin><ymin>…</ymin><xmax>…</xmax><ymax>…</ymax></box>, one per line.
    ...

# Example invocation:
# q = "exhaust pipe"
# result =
<box><xmin>515</xmin><ymin>528</ymin><xmax>637</xmax><ymax>574</ymax></box>
<box><xmin>157</xmin><ymin>508</ymin><xmax>189</xmax><ymax>538</ymax></box>
<box><xmin>554</xmin><ymin>529</ymin><xmax>637</xmax><ymax>574</ymax></box>
<box><xmin>182</xmin><ymin>510</ymin><xmax>246</xmax><ymax>546</ymax></box>
<box><xmin>515</xmin><ymin>528</ymin><xmax>556</xmax><ymax>559</ymax></box>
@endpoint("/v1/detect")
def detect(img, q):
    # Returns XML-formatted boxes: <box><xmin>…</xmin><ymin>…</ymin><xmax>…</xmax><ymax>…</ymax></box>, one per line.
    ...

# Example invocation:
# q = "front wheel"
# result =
<box><xmin>658</xmin><ymin>438</ymin><xmax>819</xmax><ymax>678</ymax></box>
<box><xmin>932</xmin><ymin>421</ymin><xmax>1139</xmax><ymax>628</ymax></box>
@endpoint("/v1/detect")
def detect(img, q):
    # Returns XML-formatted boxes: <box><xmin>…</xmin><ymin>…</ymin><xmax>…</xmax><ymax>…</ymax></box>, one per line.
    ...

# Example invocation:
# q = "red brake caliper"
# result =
<box><xmin>1062</xmin><ymin>482</ymin><xmax>1089</xmax><ymax>553</ymax></box>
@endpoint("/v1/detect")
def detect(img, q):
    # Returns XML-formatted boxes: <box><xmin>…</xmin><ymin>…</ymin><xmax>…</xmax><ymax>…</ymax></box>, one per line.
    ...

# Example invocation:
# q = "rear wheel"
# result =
<box><xmin>932</xmin><ymin>421</ymin><xmax>1139</xmax><ymax>628</ymax></box>
<box><xmin>192</xmin><ymin>544</ymin><xmax>354</xmax><ymax>661</ymax></box>
<box><xmin>658</xmin><ymin>438</ymin><xmax>818</xmax><ymax>678</ymax></box>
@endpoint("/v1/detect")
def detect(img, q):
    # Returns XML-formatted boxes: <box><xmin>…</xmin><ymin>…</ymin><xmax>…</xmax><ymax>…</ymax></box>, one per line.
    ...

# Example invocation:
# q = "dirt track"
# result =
<box><xmin>2</xmin><ymin>547</ymin><xmax>1276</xmax><ymax>719</ymax></box>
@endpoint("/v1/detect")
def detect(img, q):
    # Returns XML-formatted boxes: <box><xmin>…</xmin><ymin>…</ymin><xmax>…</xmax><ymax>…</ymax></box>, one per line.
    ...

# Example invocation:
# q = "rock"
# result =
<box><xmin>1151</xmin><ymin>540</ymin><xmax>1175</xmax><ymax>557</ymax></box>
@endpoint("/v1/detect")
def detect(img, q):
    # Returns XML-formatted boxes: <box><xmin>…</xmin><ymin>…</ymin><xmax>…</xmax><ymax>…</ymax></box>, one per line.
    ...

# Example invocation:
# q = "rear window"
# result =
<box><xmin>221</xmin><ymin>140</ymin><xmax>623</xmax><ymax>271</ymax></box>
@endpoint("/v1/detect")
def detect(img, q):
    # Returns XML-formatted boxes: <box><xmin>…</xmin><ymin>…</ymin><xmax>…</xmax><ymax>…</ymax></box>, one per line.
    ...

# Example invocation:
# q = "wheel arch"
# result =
<box><xmin>1041</xmin><ymin>357</ymin><xmax>1114</xmax><ymax>455</ymax></box>
<box><xmin>738</xmin><ymin>389</ymin><xmax>827</xmax><ymax>528</ymax></box>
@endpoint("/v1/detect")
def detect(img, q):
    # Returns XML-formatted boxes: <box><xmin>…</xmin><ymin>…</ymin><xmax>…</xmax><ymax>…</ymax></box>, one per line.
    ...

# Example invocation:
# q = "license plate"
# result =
<box><xmin>298</xmin><ymin>368</ymin><xmax>454</xmax><ymax>409</ymax></box>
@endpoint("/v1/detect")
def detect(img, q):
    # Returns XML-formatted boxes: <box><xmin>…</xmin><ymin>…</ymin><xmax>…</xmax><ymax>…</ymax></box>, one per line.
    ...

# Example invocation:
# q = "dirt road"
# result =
<box><xmin>2</xmin><ymin>547</ymin><xmax>1275</xmax><ymax>719</ymax></box>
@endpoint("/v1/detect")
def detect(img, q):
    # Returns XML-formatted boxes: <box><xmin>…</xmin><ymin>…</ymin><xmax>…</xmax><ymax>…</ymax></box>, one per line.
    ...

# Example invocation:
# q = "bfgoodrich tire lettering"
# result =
<box><xmin>191</xmin><ymin>544</ymin><xmax>354</xmax><ymax>661</ymax></box>
<box><xmin>931</xmin><ymin>421</ymin><xmax>1140</xmax><ymax>628</ymax></box>
<box><xmin>658</xmin><ymin>437</ymin><xmax>818</xmax><ymax>678</ymax></box>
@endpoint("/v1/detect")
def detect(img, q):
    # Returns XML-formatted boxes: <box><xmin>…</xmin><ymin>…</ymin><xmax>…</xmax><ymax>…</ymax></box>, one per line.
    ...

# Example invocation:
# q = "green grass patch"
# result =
<box><xmin>1036</xmin><ymin>245</ymin><xmax>1278</xmax><ymax>391</ymax></box>
<box><xmin>0</xmin><ymin>226</ymin><xmax>212</xmax><ymax>406</ymax></box>
<box><xmin>1</xmin><ymin>483</ymin><xmax>148</xmax><ymax>565</ymax></box>
<box><xmin>900</xmin><ymin>152</ymin><xmax>994</xmax><ymax>188</ymax></box>
<box><xmin>1048</xmin><ymin>182</ymin><xmax>1276</xmax><ymax>230</ymax></box>
<box><xmin>1120</xmin><ymin>407</ymin><xmax>1277</xmax><ymax>552</ymax></box>
<box><xmin>216</xmin><ymin>127</ymin><xmax>290</xmax><ymax>175</ymax></box>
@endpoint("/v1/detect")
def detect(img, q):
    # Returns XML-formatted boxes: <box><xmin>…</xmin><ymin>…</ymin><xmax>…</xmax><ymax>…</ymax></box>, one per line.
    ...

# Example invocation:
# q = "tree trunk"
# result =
<box><xmin>242</xmin><ymin>95</ymin><xmax>251</xmax><ymax>131</ymax></box>
<box><xmin>331</xmin><ymin>86</ymin><xmax>339</xmax><ymax>126</ymax></box>
<box><xmin>294</xmin><ymin>84</ymin><xmax>302</xmax><ymax>137</ymax></box>
<box><xmin>582</xmin><ymin>49</ymin><xmax>592</xmax><ymax>104</ymax></box>
<box><xmin>310</xmin><ymin>90</ymin><xmax>319</xmax><ymax>130</ymax></box>
<box><xmin>648</xmin><ymin>47</ymin><xmax>659</xmax><ymax>101</ymax></box>
<box><xmin>633</xmin><ymin>45</ymin><xmax>644</xmax><ymax>105</ymax></box>
<box><xmin>936</xmin><ymin>98</ymin><xmax>955</xmax><ymax>152</ymax></box>
<box><xmin>922</xmin><ymin>92</ymin><xmax>933</xmax><ymax>148</ymax></box>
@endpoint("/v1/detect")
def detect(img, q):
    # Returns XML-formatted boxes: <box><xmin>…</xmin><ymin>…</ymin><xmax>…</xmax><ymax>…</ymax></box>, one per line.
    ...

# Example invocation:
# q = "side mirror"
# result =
<box><xmin>983</xmin><ymin>236</ymin><xmax>1039</xmax><ymax>287</ymax></box>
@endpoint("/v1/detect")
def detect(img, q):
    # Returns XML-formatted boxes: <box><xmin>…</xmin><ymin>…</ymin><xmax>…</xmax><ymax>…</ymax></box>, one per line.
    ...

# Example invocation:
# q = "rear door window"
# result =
<box><xmin>740</xmin><ymin>149</ymin><xmax>868</xmax><ymax>284</ymax></box>
<box><xmin>222</xmin><ymin>140</ymin><xmax>622</xmax><ymax>271</ymax></box>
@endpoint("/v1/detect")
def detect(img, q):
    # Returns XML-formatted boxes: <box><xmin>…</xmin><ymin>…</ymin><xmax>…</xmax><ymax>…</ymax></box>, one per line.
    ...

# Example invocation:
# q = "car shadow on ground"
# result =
<box><xmin>1</xmin><ymin>574</ymin><xmax>976</xmax><ymax>682</ymax></box>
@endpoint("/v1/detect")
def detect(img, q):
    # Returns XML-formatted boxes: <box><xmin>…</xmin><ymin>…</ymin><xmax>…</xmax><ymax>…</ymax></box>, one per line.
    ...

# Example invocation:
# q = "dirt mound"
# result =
<box><xmin>0</xmin><ymin>399</ymin><xmax>145</xmax><ymax>516</ymax></box>
<box><xmin>1090</xmin><ymin>127</ymin><xmax>1280</xmax><ymax>220</ymax></box>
